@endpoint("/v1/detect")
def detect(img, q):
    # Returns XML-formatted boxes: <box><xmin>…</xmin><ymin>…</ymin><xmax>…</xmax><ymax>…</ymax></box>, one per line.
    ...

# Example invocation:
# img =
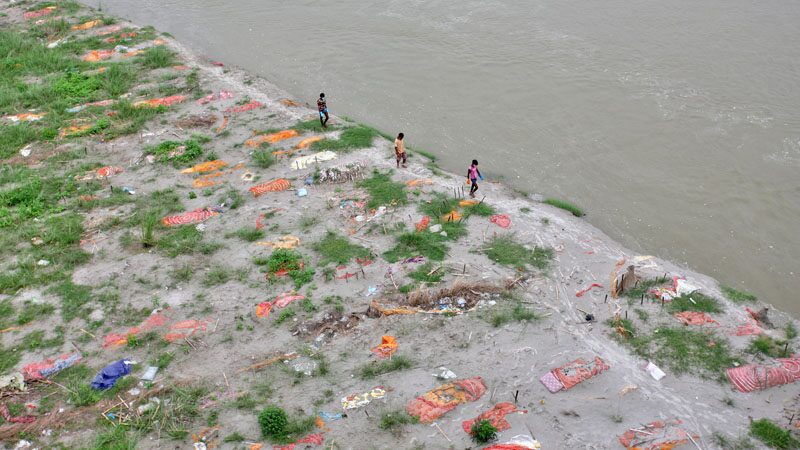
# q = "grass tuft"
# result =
<box><xmin>312</xmin><ymin>231</ymin><xmax>371</xmax><ymax>265</ymax></box>
<box><xmin>721</xmin><ymin>285</ymin><xmax>758</xmax><ymax>304</ymax></box>
<box><xmin>749</xmin><ymin>418</ymin><xmax>799</xmax><ymax>449</ymax></box>
<box><xmin>543</xmin><ymin>198</ymin><xmax>584</xmax><ymax>217</ymax></box>
<box><xmin>483</xmin><ymin>235</ymin><xmax>553</xmax><ymax>270</ymax></box>
<box><xmin>667</xmin><ymin>293</ymin><xmax>723</xmax><ymax>314</ymax></box>
<box><xmin>359</xmin><ymin>355</ymin><xmax>412</xmax><ymax>379</ymax></box>
<box><xmin>312</xmin><ymin>125</ymin><xmax>378</xmax><ymax>153</ymax></box>
<box><xmin>358</xmin><ymin>170</ymin><xmax>408</xmax><ymax>209</ymax></box>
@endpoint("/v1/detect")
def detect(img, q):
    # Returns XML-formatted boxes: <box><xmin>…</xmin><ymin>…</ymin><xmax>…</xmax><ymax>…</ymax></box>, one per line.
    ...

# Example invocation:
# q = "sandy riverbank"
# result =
<box><xmin>0</xmin><ymin>2</ymin><xmax>798</xmax><ymax>449</ymax></box>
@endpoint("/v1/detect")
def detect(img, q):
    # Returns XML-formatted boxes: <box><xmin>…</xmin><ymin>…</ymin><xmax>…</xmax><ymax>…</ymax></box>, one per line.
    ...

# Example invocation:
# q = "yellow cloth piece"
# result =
<box><xmin>71</xmin><ymin>20</ymin><xmax>101</xmax><ymax>30</ymax></box>
<box><xmin>180</xmin><ymin>160</ymin><xmax>228</xmax><ymax>174</ymax></box>
<box><xmin>296</xmin><ymin>135</ymin><xmax>324</xmax><ymax>149</ymax></box>
<box><xmin>290</xmin><ymin>150</ymin><xmax>337</xmax><ymax>170</ymax></box>
<box><xmin>255</xmin><ymin>235</ymin><xmax>301</xmax><ymax>249</ymax></box>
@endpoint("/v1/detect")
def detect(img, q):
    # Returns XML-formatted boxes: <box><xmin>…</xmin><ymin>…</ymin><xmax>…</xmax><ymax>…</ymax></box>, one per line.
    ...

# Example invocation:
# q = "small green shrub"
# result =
<box><xmin>471</xmin><ymin>419</ymin><xmax>498</xmax><ymax>444</ymax></box>
<box><xmin>721</xmin><ymin>285</ymin><xmax>758</xmax><ymax>303</ymax></box>
<box><xmin>312</xmin><ymin>231</ymin><xmax>371</xmax><ymax>265</ymax></box>
<box><xmin>358</xmin><ymin>171</ymin><xmax>408</xmax><ymax>208</ymax></box>
<box><xmin>258</xmin><ymin>406</ymin><xmax>288</xmax><ymax>439</ymax></box>
<box><xmin>252</xmin><ymin>150</ymin><xmax>275</xmax><ymax>168</ymax></box>
<box><xmin>483</xmin><ymin>235</ymin><xmax>552</xmax><ymax>270</ymax></box>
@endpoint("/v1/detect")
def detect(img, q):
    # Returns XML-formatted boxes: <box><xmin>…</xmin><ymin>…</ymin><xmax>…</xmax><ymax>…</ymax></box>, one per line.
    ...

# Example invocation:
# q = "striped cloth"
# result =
<box><xmin>726</xmin><ymin>358</ymin><xmax>800</xmax><ymax>393</ymax></box>
<box><xmin>162</xmin><ymin>208</ymin><xmax>219</xmax><ymax>226</ymax></box>
<box><xmin>249</xmin><ymin>178</ymin><xmax>291</xmax><ymax>196</ymax></box>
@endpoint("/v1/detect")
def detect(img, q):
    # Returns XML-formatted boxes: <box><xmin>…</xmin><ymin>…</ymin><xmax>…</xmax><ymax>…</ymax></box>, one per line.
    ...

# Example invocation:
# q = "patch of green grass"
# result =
<box><xmin>146</xmin><ymin>139</ymin><xmax>204</xmax><ymax>167</ymax></box>
<box><xmin>711</xmin><ymin>432</ymin><xmax>755</xmax><ymax>450</ymax></box>
<box><xmin>721</xmin><ymin>285</ymin><xmax>758</xmax><ymax>304</ymax></box>
<box><xmin>223</xmin><ymin>432</ymin><xmax>246</xmax><ymax>443</ymax></box>
<box><xmin>312</xmin><ymin>125</ymin><xmax>378</xmax><ymax>152</ymax></box>
<box><xmin>52</xmin><ymin>71</ymin><xmax>102</xmax><ymax>104</ymax></box>
<box><xmin>169</xmin><ymin>264</ymin><xmax>193</xmax><ymax>282</ymax></box>
<box><xmin>543</xmin><ymin>198</ymin><xmax>584</xmax><ymax>217</ymax></box>
<box><xmin>384</xmin><ymin>231</ymin><xmax>450</xmax><ymax>262</ymax></box>
<box><xmin>408</xmin><ymin>262</ymin><xmax>444</xmax><ymax>284</ymax></box>
<box><xmin>298</xmin><ymin>215</ymin><xmax>319</xmax><ymax>231</ymax></box>
<box><xmin>252</xmin><ymin>149</ymin><xmax>275</xmax><ymax>168</ymax></box>
<box><xmin>151</xmin><ymin>352</ymin><xmax>174</xmax><ymax>369</ymax></box>
<box><xmin>667</xmin><ymin>293</ymin><xmax>723</xmax><ymax>313</ymax></box>
<box><xmin>87</xmin><ymin>425</ymin><xmax>138</xmax><ymax>450</ymax></box>
<box><xmin>202</xmin><ymin>265</ymin><xmax>231</xmax><ymax>287</ymax></box>
<box><xmin>292</xmin><ymin>119</ymin><xmax>332</xmax><ymax>133</ymax></box>
<box><xmin>48</xmin><ymin>280</ymin><xmax>93</xmax><ymax>322</ymax></box>
<box><xmin>312</xmin><ymin>231</ymin><xmax>371</xmax><ymax>265</ymax></box>
<box><xmin>274</xmin><ymin>307</ymin><xmax>295</xmax><ymax>325</ymax></box>
<box><xmin>232</xmin><ymin>393</ymin><xmax>258</xmax><ymax>410</ymax></box>
<box><xmin>379</xmin><ymin>410</ymin><xmax>417</xmax><ymax>430</ymax></box>
<box><xmin>358</xmin><ymin>355</ymin><xmax>412</xmax><ymax>379</ymax></box>
<box><xmin>138</xmin><ymin>45</ymin><xmax>177</xmax><ymax>69</ymax></box>
<box><xmin>483</xmin><ymin>235</ymin><xmax>553</xmax><ymax>270</ymax></box>
<box><xmin>0</xmin><ymin>344</ymin><xmax>21</xmax><ymax>374</ymax></box>
<box><xmin>749</xmin><ymin>418</ymin><xmax>799</xmax><ymax>449</ymax></box>
<box><xmin>786</xmin><ymin>322</ymin><xmax>798</xmax><ymax>340</ymax></box>
<box><xmin>487</xmin><ymin>301</ymin><xmax>539</xmax><ymax>327</ymax></box>
<box><xmin>257</xmin><ymin>406</ymin><xmax>315</xmax><ymax>444</ymax></box>
<box><xmin>21</xmin><ymin>328</ymin><xmax>64</xmax><ymax>350</ymax></box>
<box><xmin>419</xmin><ymin>192</ymin><xmax>495</xmax><ymax>220</ymax></box>
<box><xmin>227</xmin><ymin>227</ymin><xmax>264</xmax><ymax>242</ymax></box>
<box><xmin>609</xmin><ymin>321</ymin><xmax>740</xmax><ymax>380</ymax></box>
<box><xmin>358</xmin><ymin>170</ymin><xmax>408</xmax><ymax>208</ymax></box>
<box><xmin>633</xmin><ymin>309</ymin><xmax>649</xmax><ymax>322</ymax></box>
<box><xmin>156</xmin><ymin>226</ymin><xmax>220</xmax><ymax>257</ymax></box>
<box><xmin>127</xmin><ymin>384</ymin><xmax>207</xmax><ymax>440</ymax></box>
<box><xmin>747</xmin><ymin>335</ymin><xmax>792</xmax><ymax>359</ymax></box>
<box><xmin>16</xmin><ymin>300</ymin><xmax>55</xmax><ymax>325</ymax></box>
<box><xmin>99</xmin><ymin>63</ymin><xmax>138</xmax><ymax>97</ymax></box>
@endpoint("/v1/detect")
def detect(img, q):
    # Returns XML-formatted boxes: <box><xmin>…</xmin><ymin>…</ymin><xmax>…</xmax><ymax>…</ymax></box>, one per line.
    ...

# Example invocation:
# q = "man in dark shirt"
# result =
<box><xmin>317</xmin><ymin>93</ymin><xmax>329</xmax><ymax>128</ymax></box>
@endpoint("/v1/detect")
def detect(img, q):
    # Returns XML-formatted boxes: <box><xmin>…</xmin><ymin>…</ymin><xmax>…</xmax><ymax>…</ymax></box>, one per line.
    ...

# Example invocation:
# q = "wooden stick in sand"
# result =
<box><xmin>433</xmin><ymin>423</ymin><xmax>451</xmax><ymax>442</ymax></box>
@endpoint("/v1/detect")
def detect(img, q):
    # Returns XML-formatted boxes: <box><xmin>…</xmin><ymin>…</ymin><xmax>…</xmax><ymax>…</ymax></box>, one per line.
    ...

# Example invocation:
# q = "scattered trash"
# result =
<box><xmin>36</xmin><ymin>259</ymin><xmax>49</xmax><ymax>267</ymax></box>
<box><xmin>195</xmin><ymin>223</ymin><xmax>206</xmax><ymax>232</ymax></box>
<box><xmin>162</xmin><ymin>207</ymin><xmax>221</xmax><ymax>226</ymax></box>
<box><xmin>297</xmin><ymin>188</ymin><xmax>308</xmax><ymax>197</ymax></box>
<box><xmin>489</xmin><ymin>214</ymin><xmax>512</xmax><ymax>228</ymax></box>
<box><xmin>318</xmin><ymin>412</ymin><xmax>344</xmax><ymax>422</ymax></box>
<box><xmin>75</xmin><ymin>165</ymin><xmax>123</xmax><ymax>181</ymax></box>
<box><xmin>136</xmin><ymin>397</ymin><xmax>161</xmax><ymax>414</ymax></box>
<box><xmin>22</xmin><ymin>353</ymin><xmax>81</xmax><ymax>379</ymax></box>
<box><xmin>618</xmin><ymin>418</ymin><xmax>699</xmax><ymax>449</ymax></box>
<box><xmin>370</xmin><ymin>335</ymin><xmax>398</xmax><ymax>358</ymax></box>
<box><xmin>539</xmin><ymin>356</ymin><xmax>610</xmax><ymax>393</ymax></box>
<box><xmin>366</xmin><ymin>286</ymin><xmax>378</xmax><ymax>297</ymax></box>
<box><xmin>643</xmin><ymin>361</ymin><xmax>666</xmax><ymax>381</ymax></box>
<box><xmin>140</xmin><ymin>366</ymin><xmax>159</xmax><ymax>382</ymax></box>
<box><xmin>94</xmin><ymin>24</ymin><xmax>123</xmax><ymax>36</ymax></box>
<box><xmin>121</xmin><ymin>186</ymin><xmax>135</xmax><ymax>195</ymax></box>
<box><xmin>19</xmin><ymin>144</ymin><xmax>33</xmax><ymax>157</ymax></box>
<box><xmin>31</xmin><ymin>237</ymin><xmax>44</xmax><ymax>246</ymax></box>
<box><xmin>462</xmin><ymin>402</ymin><xmax>528</xmax><ymax>435</ymax></box>
<box><xmin>196</xmin><ymin>90</ymin><xmax>233</xmax><ymax>105</ymax></box>
<box><xmin>287</xmin><ymin>357</ymin><xmax>318</xmax><ymax>376</ymax></box>
<box><xmin>406</xmin><ymin>377</ymin><xmax>486</xmax><ymax>423</ymax></box>
<box><xmin>13</xmin><ymin>439</ymin><xmax>33</xmax><ymax>449</ymax></box>
<box><xmin>341</xmin><ymin>386</ymin><xmax>387</xmax><ymax>410</ymax></box>
<box><xmin>175</xmin><ymin>114</ymin><xmax>217</xmax><ymax>128</ymax></box>
<box><xmin>127</xmin><ymin>388</ymin><xmax>141</xmax><ymax>396</ymax></box>
<box><xmin>433</xmin><ymin>367</ymin><xmax>457</xmax><ymax>380</ymax></box>
<box><xmin>291</xmin><ymin>150</ymin><xmax>337</xmax><ymax>171</ymax></box>
<box><xmin>575</xmin><ymin>283</ymin><xmax>603</xmax><ymax>297</ymax></box>
<box><xmin>91</xmin><ymin>359</ymin><xmax>134</xmax><ymax>390</ymax></box>
<box><xmin>211</xmin><ymin>61</ymin><xmax>224</xmax><ymax>67</ymax></box>
<box><xmin>256</xmin><ymin>292</ymin><xmax>305</xmax><ymax>318</ymax></box>
<box><xmin>0</xmin><ymin>372</ymin><xmax>26</xmax><ymax>392</ymax></box>
<box><xmin>67</xmin><ymin>99</ymin><xmax>115</xmax><ymax>113</ymax></box>
<box><xmin>726</xmin><ymin>357</ymin><xmax>800</xmax><ymax>392</ymax></box>
<box><xmin>249</xmin><ymin>178</ymin><xmax>291</xmax><ymax>196</ymax></box>
<box><xmin>315</xmin><ymin>162</ymin><xmax>366</xmax><ymax>184</ymax></box>
<box><xmin>429</xmin><ymin>224</ymin><xmax>442</xmax><ymax>233</ymax></box>
<box><xmin>674</xmin><ymin>311</ymin><xmax>719</xmax><ymax>326</ymax></box>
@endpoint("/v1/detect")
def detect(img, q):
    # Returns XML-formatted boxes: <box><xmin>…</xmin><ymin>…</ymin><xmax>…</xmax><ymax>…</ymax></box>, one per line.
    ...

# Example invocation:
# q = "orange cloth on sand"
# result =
<box><xmin>255</xmin><ymin>302</ymin><xmax>272</xmax><ymax>318</ymax></box>
<box><xmin>462</xmin><ymin>402</ymin><xmax>527</xmax><ymax>434</ymax></box>
<box><xmin>71</xmin><ymin>20</ymin><xmax>101</xmax><ymax>30</ymax></box>
<box><xmin>249</xmin><ymin>178</ymin><xmax>291</xmax><ymax>196</ymax></box>
<box><xmin>369</xmin><ymin>300</ymin><xmax>418</xmax><ymax>316</ymax></box>
<box><xmin>442</xmin><ymin>210</ymin><xmax>461</xmax><ymax>222</ymax></box>
<box><xmin>296</xmin><ymin>135</ymin><xmax>323</xmax><ymax>149</ymax></box>
<box><xmin>371</xmin><ymin>335</ymin><xmax>398</xmax><ymax>358</ymax></box>
<box><xmin>407</xmin><ymin>377</ymin><xmax>486</xmax><ymax>423</ymax></box>
<box><xmin>82</xmin><ymin>49</ymin><xmax>115</xmax><ymax>62</ymax></box>
<box><xmin>134</xmin><ymin>95</ymin><xmax>186</xmax><ymax>108</ymax></box>
<box><xmin>181</xmin><ymin>160</ymin><xmax>227</xmax><ymax>174</ymax></box>
<box><xmin>416</xmin><ymin>216</ymin><xmax>430</xmax><ymax>232</ymax></box>
<box><xmin>406</xmin><ymin>178</ymin><xmax>433</xmax><ymax>187</ymax></box>
<box><xmin>245</xmin><ymin>129</ymin><xmax>298</xmax><ymax>147</ymax></box>
<box><xmin>459</xmin><ymin>199</ymin><xmax>478</xmax><ymax>206</ymax></box>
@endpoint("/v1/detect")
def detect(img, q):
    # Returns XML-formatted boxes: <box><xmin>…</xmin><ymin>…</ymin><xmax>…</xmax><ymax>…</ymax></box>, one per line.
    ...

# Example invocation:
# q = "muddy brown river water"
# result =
<box><xmin>90</xmin><ymin>0</ymin><xmax>800</xmax><ymax>315</ymax></box>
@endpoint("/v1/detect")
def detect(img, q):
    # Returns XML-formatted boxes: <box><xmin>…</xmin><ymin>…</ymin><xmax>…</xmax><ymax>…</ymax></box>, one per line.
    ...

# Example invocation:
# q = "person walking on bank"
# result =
<box><xmin>317</xmin><ymin>93</ymin><xmax>329</xmax><ymax>128</ymax></box>
<box><xmin>467</xmin><ymin>159</ymin><xmax>483</xmax><ymax>198</ymax></box>
<box><xmin>394</xmin><ymin>133</ymin><xmax>407</xmax><ymax>168</ymax></box>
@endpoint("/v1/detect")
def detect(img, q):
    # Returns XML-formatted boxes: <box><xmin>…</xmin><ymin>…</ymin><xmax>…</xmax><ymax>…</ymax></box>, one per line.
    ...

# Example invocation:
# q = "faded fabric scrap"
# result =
<box><xmin>245</xmin><ymin>129</ymin><xmax>298</xmax><ymax>147</ymax></box>
<box><xmin>539</xmin><ymin>371</ymin><xmax>564</xmax><ymax>393</ymax></box>
<box><xmin>164</xmin><ymin>319</ymin><xmax>212</xmax><ymax>342</ymax></box>
<box><xmin>225</xmin><ymin>100</ymin><xmax>263</xmax><ymax>114</ymax></box>
<box><xmin>415</xmin><ymin>216</ymin><xmax>430</xmax><ymax>232</ymax></box>
<box><xmin>133</xmin><ymin>95</ymin><xmax>186</xmax><ymax>108</ymax></box>
<box><xmin>162</xmin><ymin>207</ymin><xmax>219</xmax><ymax>226</ymax></box>
<box><xmin>674</xmin><ymin>311</ymin><xmax>719</xmax><ymax>326</ymax></box>
<box><xmin>550</xmin><ymin>356</ymin><xmax>609</xmax><ymax>391</ymax></box>
<box><xmin>341</xmin><ymin>386</ymin><xmax>387</xmax><ymax>410</ymax></box>
<box><xmin>181</xmin><ymin>160</ymin><xmax>227</xmax><ymax>174</ymax></box>
<box><xmin>406</xmin><ymin>377</ymin><xmax>486</xmax><ymax>423</ymax></box>
<box><xmin>726</xmin><ymin>358</ymin><xmax>800</xmax><ymax>393</ymax></box>
<box><xmin>489</xmin><ymin>214</ymin><xmax>512</xmax><ymax>228</ymax></box>
<box><xmin>619</xmin><ymin>418</ymin><xmax>698</xmax><ymax>450</ymax></box>
<box><xmin>291</xmin><ymin>151</ymin><xmax>337</xmax><ymax>170</ymax></box>
<box><xmin>22</xmin><ymin>353</ymin><xmax>82</xmax><ymax>380</ymax></box>
<box><xmin>273</xmin><ymin>433</ymin><xmax>324</xmax><ymax>450</ymax></box>
<box><xmin>23</xmin><ymin>6</ymin><xmax>56</xmax><ymax>20</ymax></box>
<box><xmin>0</xmin><ymin>403</ymin><xmax>36</xmax><ymax>424</ymax></box>
<box><xmin>370</xmin><ymin>335</ymin><xmax>398</xmax><ymax>359</ymax></box>
<box><xmin>462</xmin><ymin>402</ymin><xmax>527</xmax><ymax>434</ymax></box>
<box><xmin>103</xmin><ymin>311</ymin><xmax>169</xmax><ymax>347</ymax></box>
<box><xmin>296</xmin><ymin>136</ymin><xmax>324</xmax><ymax>149</ymax></box>
<box><xmin>249</xmin><ymin>178</ymin><xmax>291</xmax><ymax>196</ymax></box>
